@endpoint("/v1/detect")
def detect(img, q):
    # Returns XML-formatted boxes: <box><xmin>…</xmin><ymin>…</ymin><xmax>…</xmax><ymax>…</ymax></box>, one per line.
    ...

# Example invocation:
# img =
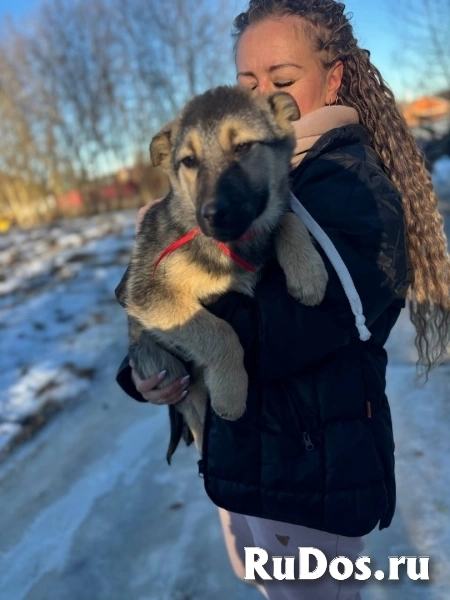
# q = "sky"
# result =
<box><xmin>0</xmin><ymin>0</ymin><xmax>446</xmax><ymax>101</ymax></box>
<box><xmin>0</xmin><ymin>0</ymin><xmax>39</xmax><ymax>21</ymax></box>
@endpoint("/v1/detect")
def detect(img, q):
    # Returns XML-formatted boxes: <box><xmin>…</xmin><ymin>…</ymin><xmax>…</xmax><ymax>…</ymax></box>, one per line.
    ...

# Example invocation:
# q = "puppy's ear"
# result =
<box><xmin>267</xmin><ymin>92</ymin><xmax>300</xmax><ymax>133</ymax></box>
<box><xmin>149</xmin><ymin>119</ymin><xmax>178</xmax><ymax>169</ymax></box>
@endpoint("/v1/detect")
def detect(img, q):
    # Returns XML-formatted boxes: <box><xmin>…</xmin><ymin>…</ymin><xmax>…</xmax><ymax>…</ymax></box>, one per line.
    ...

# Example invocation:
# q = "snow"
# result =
<box><xmin>0</xmin><ymin>208</ymin><xmax>449</xmax><ymax>598</ymax></box>
<box><xmin>381</xmin><ymin>359</ymin><xmax>450</xmax><ymax>600</ymax></box>
<box><xmin>0</xmin><ymin>423</ymin><xmax>22</xmax><ymax>454</ymax></box>
<box><xmin>0</xmin><ymin>415</ymin><xmax>164</xmax><ymax>599</ymax></box>
<box><xmin>0</xmin><ymin>210</ymin><xmax>136</xmax><ymax>456</ymax></box>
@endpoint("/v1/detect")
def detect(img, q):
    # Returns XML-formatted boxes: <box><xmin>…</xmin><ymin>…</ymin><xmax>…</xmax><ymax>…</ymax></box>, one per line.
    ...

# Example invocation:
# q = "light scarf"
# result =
<box><xmin>291</xmin><ymin>105</ymin><xmax>360</xmax><ymax>168</ymax></box>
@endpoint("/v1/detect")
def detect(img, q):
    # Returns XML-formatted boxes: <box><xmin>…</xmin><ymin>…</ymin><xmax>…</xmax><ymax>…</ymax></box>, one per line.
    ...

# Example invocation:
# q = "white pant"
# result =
<box><xmin>219</xmin><ymin>508</ymin><xmax>365</xmax><ymax>600</ymax></box>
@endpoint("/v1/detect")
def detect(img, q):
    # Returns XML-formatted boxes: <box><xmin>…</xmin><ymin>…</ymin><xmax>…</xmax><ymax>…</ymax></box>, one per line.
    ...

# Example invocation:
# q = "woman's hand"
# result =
<box><xmin>135</xmin><ymin>197</ymin><xmax>163</xmax><ymax>233</ymax></box>
<box><xmin>130</xmin><ymin>360</ymin><xmax>189</xmax><ymax>405</ymax></box>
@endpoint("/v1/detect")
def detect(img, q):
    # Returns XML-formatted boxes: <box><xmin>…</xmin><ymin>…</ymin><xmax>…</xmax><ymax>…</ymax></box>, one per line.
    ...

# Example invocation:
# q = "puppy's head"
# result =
<box><xmin>150</xmin><ymin>86</ymin><xmax>300</xmax><ymax>241</ymax></box>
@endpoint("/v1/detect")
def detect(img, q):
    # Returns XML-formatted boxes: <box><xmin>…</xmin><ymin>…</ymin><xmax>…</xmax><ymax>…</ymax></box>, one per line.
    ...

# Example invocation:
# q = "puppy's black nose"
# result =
<box><xmin>201</xmin><ymin>203</ymin><xmax>222</xmax><ymax>225</ymax></box>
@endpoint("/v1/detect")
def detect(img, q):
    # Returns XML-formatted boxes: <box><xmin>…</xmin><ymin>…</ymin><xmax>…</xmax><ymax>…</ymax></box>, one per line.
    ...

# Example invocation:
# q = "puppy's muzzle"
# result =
<box><xmin>197</xmin><ymin>162</ymin><xmax>268</xmax><ymax>242</ymax></box>
<box><xmin>201</xmin><ymin>202</ymin><xmax>227</xmax><ymax>227</ymax></box>
<box><xmin>198</xmin><ymin>201</ymin><xmax>248</xmax><ymax>242</ymax></box>
<box><xmin>200</xmin><ymin>202</ymin><xmax>234</xmax><ymax>236</ymax></box>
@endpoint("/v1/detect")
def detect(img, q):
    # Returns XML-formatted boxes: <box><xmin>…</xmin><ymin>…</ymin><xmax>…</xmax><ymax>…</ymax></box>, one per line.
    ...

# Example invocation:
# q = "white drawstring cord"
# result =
<box><xmin>289</xmin><ymin>192</ymin><xmax>372</xmax><ymax>342</ymax></box>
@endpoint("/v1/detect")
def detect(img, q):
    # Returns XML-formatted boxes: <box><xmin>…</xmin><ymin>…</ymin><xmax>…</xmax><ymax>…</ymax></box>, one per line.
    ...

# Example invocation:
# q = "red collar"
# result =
<box><xmin>153</xmin><ymin>227</ymin><xmax>256</xmax><ymax>278</ymax></box>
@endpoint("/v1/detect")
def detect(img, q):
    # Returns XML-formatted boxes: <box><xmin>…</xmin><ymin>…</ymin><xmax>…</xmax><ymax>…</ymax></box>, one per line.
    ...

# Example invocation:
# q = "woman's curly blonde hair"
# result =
<box><xmin>234</xmin><ymin>0</ymin><xmax>450</xmax><ymax>377</ymax></box>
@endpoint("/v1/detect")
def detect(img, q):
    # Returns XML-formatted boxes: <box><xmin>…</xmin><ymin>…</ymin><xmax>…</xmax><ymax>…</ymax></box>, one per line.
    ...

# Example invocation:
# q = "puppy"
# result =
<box><xmin>115</xmin><ymin>86</ymin><xmax>328</xmax><ymax>461</ymax></box>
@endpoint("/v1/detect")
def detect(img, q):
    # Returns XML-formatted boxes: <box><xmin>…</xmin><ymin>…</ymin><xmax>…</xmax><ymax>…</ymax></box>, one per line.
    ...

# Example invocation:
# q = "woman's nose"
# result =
<box><xmin>257</xmin><ymin>79</ymin><xmax>273</xmax><ymax>94</ymax></box>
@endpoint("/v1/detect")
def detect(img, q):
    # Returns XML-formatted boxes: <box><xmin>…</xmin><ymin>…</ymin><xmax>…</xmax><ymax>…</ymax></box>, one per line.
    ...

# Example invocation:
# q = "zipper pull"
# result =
<box><xmin>303</xmin><ymin>432</ymin><xmax>314</xmax><ymax>451</ymax></box>
<box><xmin>197</xmin><ymin>459</ymin><xmax>204</xmax><ymax>478</ymax></box>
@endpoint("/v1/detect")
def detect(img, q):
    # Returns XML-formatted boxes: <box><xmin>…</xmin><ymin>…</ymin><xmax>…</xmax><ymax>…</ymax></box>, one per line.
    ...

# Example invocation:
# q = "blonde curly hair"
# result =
<box><xmin>234</xmin><ymin>0</ymin><xmax>450</xmax><ymax>377</ymax></box>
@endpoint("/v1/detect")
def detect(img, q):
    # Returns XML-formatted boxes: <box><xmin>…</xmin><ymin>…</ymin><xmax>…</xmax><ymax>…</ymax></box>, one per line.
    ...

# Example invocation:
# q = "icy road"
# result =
<box><xmin>0</xmin><ymin>205</ymin><xmax>449</xmax><ymax>599</ymax></box>
<box><xmin>0</xmin><ymin>314</ymin><xmax>449</xmax><ymax>600</ymax></box>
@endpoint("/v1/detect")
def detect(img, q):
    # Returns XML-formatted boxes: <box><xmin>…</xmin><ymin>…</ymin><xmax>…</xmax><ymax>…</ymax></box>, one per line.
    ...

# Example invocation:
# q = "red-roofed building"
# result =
<box><xmin>402</xmin><ymin>95</ymin><xmax>450</xmax><ymax>128</ymax></box>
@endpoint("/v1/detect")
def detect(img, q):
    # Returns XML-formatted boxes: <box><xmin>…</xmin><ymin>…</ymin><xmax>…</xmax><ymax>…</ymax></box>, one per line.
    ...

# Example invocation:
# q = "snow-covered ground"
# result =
<box><xmin>0</xmin><ymin>207</ymin><xmax>449</xmax><ymax>599</ymax></box>
<box><xmin>0</xmin><ymin>210</ymin><xmax>136</xmax><ymax>456</ymax></box>
<box><xmin>0</xmin><ymin>309</ymin><xmax>448</xmax><ymax>600</ymax></box>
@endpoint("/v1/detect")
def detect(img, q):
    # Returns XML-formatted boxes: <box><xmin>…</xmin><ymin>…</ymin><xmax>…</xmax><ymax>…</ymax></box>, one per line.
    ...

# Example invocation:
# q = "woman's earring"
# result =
<box><xmin>326</xmin><ymin>93</ymin><xmax>339</xmax><ymax>107</ymax></box>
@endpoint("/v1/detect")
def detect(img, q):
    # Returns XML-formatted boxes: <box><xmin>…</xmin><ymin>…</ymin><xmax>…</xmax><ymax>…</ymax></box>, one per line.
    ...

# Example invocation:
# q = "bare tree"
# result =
<box><xmin>0</xmin><ymin>0</ymin><xmax>237</xmax><ymax>225</ymax></box>
<box><xmin>114</xmin><ymin>0</ymin><xmax>236</xmax><ymax>156</ymax></box>
<box><xmin>391</xmin><ymin>0</ymin><xmax>450</xmax><ymax>95</ymax></box>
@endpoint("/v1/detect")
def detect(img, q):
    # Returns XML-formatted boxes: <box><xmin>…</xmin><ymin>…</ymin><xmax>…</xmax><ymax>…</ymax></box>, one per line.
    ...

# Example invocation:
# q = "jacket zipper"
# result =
<box><xmin>303</xmin><ymin>431</ymin><xmax>315</xmax><ymax>452</ymax></box>
<box><xmin>283</xmin><ymin>382</ymin><xmax>316</xmax><ymax>452</ymax></box>
<box><xmin>197</xmin><ymin>399</ymin><xmax>209</xmax><ymax>478</ymax></box>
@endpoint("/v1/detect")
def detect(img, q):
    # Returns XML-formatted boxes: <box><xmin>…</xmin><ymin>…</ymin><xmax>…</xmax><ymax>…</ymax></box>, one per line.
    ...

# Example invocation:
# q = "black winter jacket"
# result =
<box><xmin>116</xmin><ymin>124</ymin><xmax>411</xmax><ymax>538</ymax></box>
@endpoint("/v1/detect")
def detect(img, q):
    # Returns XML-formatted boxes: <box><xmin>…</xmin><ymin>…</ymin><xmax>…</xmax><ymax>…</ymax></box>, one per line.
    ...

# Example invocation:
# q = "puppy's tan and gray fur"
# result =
<box><xmin>116</xmin><ymin>86</ymin><xmax>328</xmax><ymax>461</ymax></box>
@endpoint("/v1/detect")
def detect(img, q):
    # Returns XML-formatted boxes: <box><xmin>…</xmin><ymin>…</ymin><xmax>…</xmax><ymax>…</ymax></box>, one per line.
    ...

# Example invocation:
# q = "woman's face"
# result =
<box><xmin>236</xmin><ymin>16</ymin><xmax>343</xmax><ymax>117</ymax></box>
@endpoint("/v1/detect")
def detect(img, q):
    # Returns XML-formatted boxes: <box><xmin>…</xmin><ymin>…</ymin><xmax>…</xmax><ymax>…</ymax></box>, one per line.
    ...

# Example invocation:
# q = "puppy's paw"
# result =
<box><xmin>130</xmin><ymin>339</ymin><xmax>188</xmax><ymax>388</ymax></box>
<box><xmin>206</xmin><ymin>366</ymin><xmax>248</xmax><ymax>421</ymax></box>
<box><xmin>286</xmin><ymin>258</ymin><xmax>329</xmax><ymax>306</ymax></box>
<box><xmin>288</xmin><ymin>278</ymin><xmax>326</xmax><ymax>306</ymax></box>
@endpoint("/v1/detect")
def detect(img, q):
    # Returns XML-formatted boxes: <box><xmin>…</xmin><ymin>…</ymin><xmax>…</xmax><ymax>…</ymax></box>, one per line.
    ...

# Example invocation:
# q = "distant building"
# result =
<box><xmin>54</xmin><ymin>164</ymin><xmax>170</xmax><ymax>214</ymax></box>
<box><xmin>401</xmin><ymin>92</ymin><xmax>450</xmax><ymax>142</ymax></box>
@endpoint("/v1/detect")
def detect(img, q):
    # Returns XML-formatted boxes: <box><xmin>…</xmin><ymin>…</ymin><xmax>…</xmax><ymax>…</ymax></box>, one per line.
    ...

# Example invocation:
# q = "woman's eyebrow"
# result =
<box><xmin>236</xmin><ymin>71</ymin><xmax>255</xmax><ymax>79</ymax></box>
<box><xmin>268</xmin><ymin>63</ymin><xmax>303</xmax><ymax>72</ymax></box>
<box><xmin>237</xmin><ymin>63</ymin><xmax>303</xmax><ymax>78</ymax></box>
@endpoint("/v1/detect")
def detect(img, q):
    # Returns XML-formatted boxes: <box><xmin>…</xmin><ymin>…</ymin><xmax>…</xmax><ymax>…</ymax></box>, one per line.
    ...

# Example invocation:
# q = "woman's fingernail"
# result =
<box><xmin>180</xmin><ymin>390</ymin><xmax>188</xmax><ymax>399</ymax></box>
<box><xmin>157</xmin><ymin>370</ymin><xmax>167</xmax><ymax>380</ymax></box>
<box><xmin>181</xmin><ymin>375</ymin><xmax>190</xmax><ymax>385</ymax></box>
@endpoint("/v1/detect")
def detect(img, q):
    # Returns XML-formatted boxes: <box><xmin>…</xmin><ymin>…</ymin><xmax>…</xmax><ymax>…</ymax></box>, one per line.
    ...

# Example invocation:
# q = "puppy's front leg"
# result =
<box><xmin>129</xmin><ymin>299</ymin><xmax>248</xmax><ymax>421</ymax></box>
<box><xmin>275</xmin><ymin>211</ymin><xmax>328</xmax><ymax>306</ymax></box>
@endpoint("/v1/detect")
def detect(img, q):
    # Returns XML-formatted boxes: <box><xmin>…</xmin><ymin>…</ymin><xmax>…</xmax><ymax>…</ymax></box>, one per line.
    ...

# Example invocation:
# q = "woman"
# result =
<box><xmin>116</xmin><ymin>1</ymin><xmax>450</xmax><ymax>598</ymax></box>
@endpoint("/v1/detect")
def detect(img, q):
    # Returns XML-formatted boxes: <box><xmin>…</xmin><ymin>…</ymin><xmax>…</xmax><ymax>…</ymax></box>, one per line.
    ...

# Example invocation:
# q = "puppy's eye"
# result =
<box><xmin>180</xmin><ymin>156</ymin><xmax>198</xmax><ymax>169</ymax></box>
<box><xmin>234</xmin><ymin>142</ymin><xmax>253</xmax><ymax>155</ymax></box>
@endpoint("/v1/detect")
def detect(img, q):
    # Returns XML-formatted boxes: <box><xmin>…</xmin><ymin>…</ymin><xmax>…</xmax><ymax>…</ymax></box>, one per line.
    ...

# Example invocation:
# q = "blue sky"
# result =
<box><xmin>0</xmin><ymin>0</ymin><xmax>39</xmax><ymax>21</ymax></box>
<box><xmin>0</xmin><ymin>0</ymin><xmax>444</xmax><ymax>101</ymax></box>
